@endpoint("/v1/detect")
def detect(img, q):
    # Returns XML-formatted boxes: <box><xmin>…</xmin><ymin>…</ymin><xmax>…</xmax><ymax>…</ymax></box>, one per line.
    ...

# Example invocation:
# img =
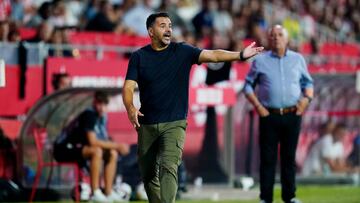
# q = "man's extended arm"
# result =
<box><xmin>122</xmin><ymin>79</ymin><xmax>143</xmax><ymax>128</ymax></box>
<box><xmin>199</xmin><ymin>42</ymin><xmax>263</xmax><ymax>63</ymax></box>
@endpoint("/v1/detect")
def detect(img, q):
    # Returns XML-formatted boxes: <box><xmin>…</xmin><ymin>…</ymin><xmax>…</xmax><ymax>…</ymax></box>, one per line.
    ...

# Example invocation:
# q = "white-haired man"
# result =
<box><xmin>243</xmin><ymin>25</ymin><xmax>314</xmax><ymax>203</ymax></box>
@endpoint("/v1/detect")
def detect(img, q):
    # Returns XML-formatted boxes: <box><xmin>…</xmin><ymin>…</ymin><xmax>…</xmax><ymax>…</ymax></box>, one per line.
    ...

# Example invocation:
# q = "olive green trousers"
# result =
<box><xmin>137</xmin><ymin>119</ymin><xmax>186</xmax><ymax>203</ymax></box>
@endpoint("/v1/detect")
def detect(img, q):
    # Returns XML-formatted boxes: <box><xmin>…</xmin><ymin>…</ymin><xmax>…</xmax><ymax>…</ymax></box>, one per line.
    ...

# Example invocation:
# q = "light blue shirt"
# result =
<box><xmin>243</xmin><ymin>50</ymin><xmax>313</xmax><ymax>108</ymax></box>
<box><xmin>88</xmin><ymin>107</ymin><xmax>109</xmax><ymax>141</ymax></box>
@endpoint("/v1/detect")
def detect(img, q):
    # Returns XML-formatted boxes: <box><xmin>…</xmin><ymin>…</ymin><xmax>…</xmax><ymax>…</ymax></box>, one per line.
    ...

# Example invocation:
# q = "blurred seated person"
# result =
<box><xmin>52</xmin><ymin>72</ymin><xmax>71</xmax><ymax>91</ymax></box>
<box><xmin>0</xmin><ymin>126</ymin><xmax>16</xmax><ymax>179</ymax></box>
<box><xmin>33</xmin><ymin>72</ymin><xmax>71</xmax><ymax>128</ymax></box>
<box><xmin>0</xmin><ymin>20</ymin><xmax>9</xmax><ymax>42</ymax></box>
<box><xmin>85</xmin><ymin>0</ymin><xmax>124</xmax><ymax>33</ymax></box>
<box><xmin>319</xmin><ymin>120</ymin><xmax>336</xmax><ymax>139</ymax></box>
<box><xmin>54</xmin><ymin>91</ymin><xmax>129</xmax><ymax>202</ymax></box>
<box><xmin>27</xmin><ymin>22</ymin><xmax>53</xmax><ymax>43</ymax></box>
<box><xmin>348</xmin><ymin>134</ymin><xmax>360</xmax><ymax>168</ymax></box>
<box><xmin>48</xmin><ymin>27</ymin><xmax>78</xmax><ymax>58</ymax></box>
<box><xmin>302</xmin><ymin>123</ymin><xmax>350</xmax><ymax>176</ymax></box>
<box><xmin>8</xmin><ymin>29</ymin><xmax>20</xmax><ymax>42</ymax></box>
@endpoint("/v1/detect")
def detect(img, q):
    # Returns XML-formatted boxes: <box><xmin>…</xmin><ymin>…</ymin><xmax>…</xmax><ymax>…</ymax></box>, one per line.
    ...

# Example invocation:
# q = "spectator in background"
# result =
<box><xmin>319</xmin><ymin>120</ymin><xmax>336</xmax><ymax>138</ymax></box>
<box><xmin>0</xmin><ymin>0</ymin><xmax>11</xmax><ymax>21</ymax></box>
<box><xmin>300</xmin><ymin>1</ymin><xmax>316</xmax><ymax>39</ymax></box>
<box><xmin>85</xmin><ymin>0</ymin><xmax>122</xmax><ymax>33</ymax></box>
<box><xmin>308</xmin><ymin>37</ymin><xmax>322</xmax><ymax>65</ymax></box>
<box><xmin>243</xmin><ymin>25</ymin><xmax>313</xmax><ymax>203</ymax></box>
<box><xmin>54</xmin><ymin>91</ymin><xmax>129</xmax><ymax>202</ymax></box>
<box><xmin>213</xmin><ymin>0</ymin><xmax>233</xmax><ymax>35</ymax></box>
<box><xmin>0</xmin><ymin>20</ymin><xmax>9</xmax><ymax>42</ymax></box>
<box><xmin>158</xmin><ymin>0</ymin><xmax>193</xmax><ymax>36</ymax></box>
<box><xmin>27</xmin><ymin>21</ymin><xmax>53</xmax><ymax>42</ymax></box>
<box><xmin>283</xmin><ymin>16</ymin><xmax>301</xmax><ymax>49</ymax></box>
<box><xmin>51</xmin><ymin>72</ymin><xmax>71</xmax><ymax>91</ymax></box>
<box><xmin>48</xmin><ymin>27</ymin><xmax>76</xmax><ymax>58</ymax></box>
<box><xmin>0</xmin><ymin>126</ymin><xmax>17</xmax><ymax>180</ymax></box>
<box><xmin>6</xmin><ymin>20</ymin><xmax>20</xmax><ymax>42</ymax></box>
<box><xmin>26</xmin><ymin>1</ymin><xmax>52</xmax><ymax>27</ymax></box>
<box><xmin>10</xmin><ymin>0</ymin><xmax>24</xmax><ymax>24</ymax></box>
<box><xmin>65</xmin><ymin>0</ymin><xmax>85</xmax><ymax>27</ymax></box>
<box><xmin>192</xmin><ymin>0</ymin><xmax>216</xmax><ymax>38</ymax></box>
<box><xmin>83</xmin><ymin>0</ymin><xmax>101</xmax><ymax>23</ymax></box>
<box><xmin>232</xmin><ymin>11</ymin><xmax>248</xmax><ymax>40</ymax></box>
<box><xmin>246</xmin><ymin>1</ymin><xmax>267</xmax><ymax>47</ymax></box>
<box><xmin>48</xmin><ymin>0</ymin><xmax>68</xmax><ymax>27</ymax></box>
<box><xmin>33</xmin><ymin>72</ymin><xmax>71</xmax><ymax>131</ymax></box>
<box><xmin>122</xmin><ymin>0</ymin><xmax>154</xmax><ymax>36</ymax></box>
<box><xmin>8</xmin><ymin>29</ymin><xmax>20</xmax><ymax>42</ymax></box>
<box><xmin>302</xmin><ymin>123</ymin><xmax>350</xmax><ymax>176</ymax></box>
<box><xmin>348</xmin><ymin>134</ymin><xmax>360</xmax><ymax>168</ymax></box>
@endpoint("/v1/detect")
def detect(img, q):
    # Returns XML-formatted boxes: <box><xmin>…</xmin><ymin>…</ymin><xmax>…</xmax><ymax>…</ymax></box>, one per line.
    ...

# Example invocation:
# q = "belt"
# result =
<box><xmin>266</xmin><ymin>106</ymin><xmax>297</xmax><ymax>115</ymax></box>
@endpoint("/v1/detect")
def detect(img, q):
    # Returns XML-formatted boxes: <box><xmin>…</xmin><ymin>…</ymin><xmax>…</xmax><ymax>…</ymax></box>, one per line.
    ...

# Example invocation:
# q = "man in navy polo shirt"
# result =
<box><xmin>122</xmin><ymin>12</ymin><xmax>263</xmax><ymax>203</ymax></box>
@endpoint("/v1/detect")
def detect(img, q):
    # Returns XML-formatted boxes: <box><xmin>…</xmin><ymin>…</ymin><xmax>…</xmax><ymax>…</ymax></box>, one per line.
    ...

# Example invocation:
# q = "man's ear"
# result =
<box><xmin>148</xmin><ymin>27</ymin><xmax>154</xmax><ymax>37</ymax></box>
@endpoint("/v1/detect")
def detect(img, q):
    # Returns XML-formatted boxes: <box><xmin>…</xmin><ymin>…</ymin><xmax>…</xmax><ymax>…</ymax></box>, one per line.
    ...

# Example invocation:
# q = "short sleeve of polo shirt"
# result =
<box><xmin>181</xmin><ymin>43</ymin><xmax>202</xmax><ymax>65</ymax></box>
<box><xmin>79</xmin><ymin>111</ymin><xmax>97</xmax><ymax>133</ymax></box>
<box><xmin>125</xmin><ymin>52</ymin><xmax>140</xmax><ymax>81</ymax></box>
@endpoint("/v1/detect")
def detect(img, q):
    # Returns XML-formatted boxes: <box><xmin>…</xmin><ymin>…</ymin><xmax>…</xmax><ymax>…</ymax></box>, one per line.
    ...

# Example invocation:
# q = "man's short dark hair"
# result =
<box><xmin>94</xmin><ymin>91</ymin><xmax>109</xmax><ymax>104</ymax></box>
<box><xmin>146</xmin><ymin>12</ymin><xmax>170</xmax><ymax>29</ymax></box>
<box><xmin>52</xmin><ymin>72</ymin><xmax>69</xmax><ymax>90</ymax></box>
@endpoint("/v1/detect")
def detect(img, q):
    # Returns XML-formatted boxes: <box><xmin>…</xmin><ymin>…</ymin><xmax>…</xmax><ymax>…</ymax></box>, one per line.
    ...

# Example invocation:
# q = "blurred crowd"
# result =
<box><xmin>0</xmin><ymin>0</ymin><xmax>360</xmax><ymax>50</ymax></box>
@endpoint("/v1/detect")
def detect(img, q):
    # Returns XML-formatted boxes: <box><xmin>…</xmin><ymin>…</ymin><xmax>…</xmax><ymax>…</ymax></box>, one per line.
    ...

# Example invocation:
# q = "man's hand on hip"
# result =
<box><xmin>256</xmin><ymin>105</ymin><xmax>270</xmax><ymax>117</ymax></box>
<box><xmin>296</xmin><ymin>98</ymin><xmax>309</xmax><ymax>115</ymax></box>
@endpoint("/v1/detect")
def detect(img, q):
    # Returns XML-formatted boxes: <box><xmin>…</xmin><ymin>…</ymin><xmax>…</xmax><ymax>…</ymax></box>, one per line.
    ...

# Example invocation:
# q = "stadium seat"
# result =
<box><xmin>29</xmin><ymin>128</ymin><xmax>81</xmax><ymax>203</ymax></box>
<box><xmin>299</xmin><ymin>42</ymin><xmax>312</xmax><ymax>54</ymax></box>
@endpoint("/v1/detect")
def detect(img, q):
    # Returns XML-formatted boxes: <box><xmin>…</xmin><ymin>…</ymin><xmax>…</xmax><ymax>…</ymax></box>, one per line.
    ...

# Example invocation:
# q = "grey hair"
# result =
<box><xmin>268</xmin><ymin>24</ymin><xmax>289</xmax><ymax>39</ymax></box>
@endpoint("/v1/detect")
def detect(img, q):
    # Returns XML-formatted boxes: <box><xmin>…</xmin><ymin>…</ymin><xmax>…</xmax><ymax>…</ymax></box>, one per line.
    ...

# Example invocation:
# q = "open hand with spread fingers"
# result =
<box><xmin>242</xmin><ymin>42</ymin><xmax>264</xmax><ymax>60</ymax></box>
<box><xmin>127</xmin><ymin>106</ymin><xmax>144</xmax><ymax>128</ymax></box>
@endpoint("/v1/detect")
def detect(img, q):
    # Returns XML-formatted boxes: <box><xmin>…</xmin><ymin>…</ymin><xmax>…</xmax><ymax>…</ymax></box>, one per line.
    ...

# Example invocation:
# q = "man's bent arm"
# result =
<box><xmin>245</xmin><ymin>93</ymin><xmax>262</xmax><ymax>108</ymax></box>
<box><xmin>122</xmin><ymin>79</ymin><xmax>143</xmax><ymax>127</ymax></box>
<box><xmin>122</xmin><ymin>80</ymin><xmax>137</xmax><ymax>112</ymax></box>
<box><xmin>244</xmin><ymin>92</ymin><xmax>269</xmax><ymax>117</ymax></box>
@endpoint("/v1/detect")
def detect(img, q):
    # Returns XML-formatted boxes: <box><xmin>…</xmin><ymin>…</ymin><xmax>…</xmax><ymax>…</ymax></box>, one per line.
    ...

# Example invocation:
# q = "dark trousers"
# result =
<box><xmin>259</xmin><ymin>112</ymin><xmax>301</xmax><ymax>203</ymax></box>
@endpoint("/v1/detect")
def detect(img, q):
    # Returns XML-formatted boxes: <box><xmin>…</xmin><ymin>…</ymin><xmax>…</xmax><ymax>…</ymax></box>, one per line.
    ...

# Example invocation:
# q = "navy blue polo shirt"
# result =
<box><xmin>63</xmin><ymin>108</ymin><xmax>108</xmax><ymax>146</ymax></box>
<box><xmin>125</xmin><ymin>42</ymin><xmax>202</xmax><ymax>124</ymax></box>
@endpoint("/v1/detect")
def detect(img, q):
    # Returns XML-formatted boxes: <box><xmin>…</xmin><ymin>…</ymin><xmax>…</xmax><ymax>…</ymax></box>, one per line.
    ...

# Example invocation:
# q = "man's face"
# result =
<box><xmin>58</xmin><ymin>76</ymin><xmax>71</xmax><ymax>90</ymax></box>
<box><xmin>269</xmin><ymin>26</ymin><xmax>288</xmax><ymax>51</ymax></box>
<box><xmin>94</xmin><ymin>102</ymin><xmax>108</xmax><ymax>117</ymax></box>
<box><xmin>149</xmin><ymin>17</ymin><xmax>172</xmax><ymax>46</ymax></box>
<box><xmin>334</xmin><ymin>128</ymin><xmax>346</xmax><ymax>142</ymax></box>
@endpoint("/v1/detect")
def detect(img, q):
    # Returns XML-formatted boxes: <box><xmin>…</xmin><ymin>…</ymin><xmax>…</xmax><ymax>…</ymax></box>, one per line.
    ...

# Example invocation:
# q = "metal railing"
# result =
<box><xmin>0</xmin><ymin>42</ymin><xmax>141</xmax><ymax>65</ymax></box>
